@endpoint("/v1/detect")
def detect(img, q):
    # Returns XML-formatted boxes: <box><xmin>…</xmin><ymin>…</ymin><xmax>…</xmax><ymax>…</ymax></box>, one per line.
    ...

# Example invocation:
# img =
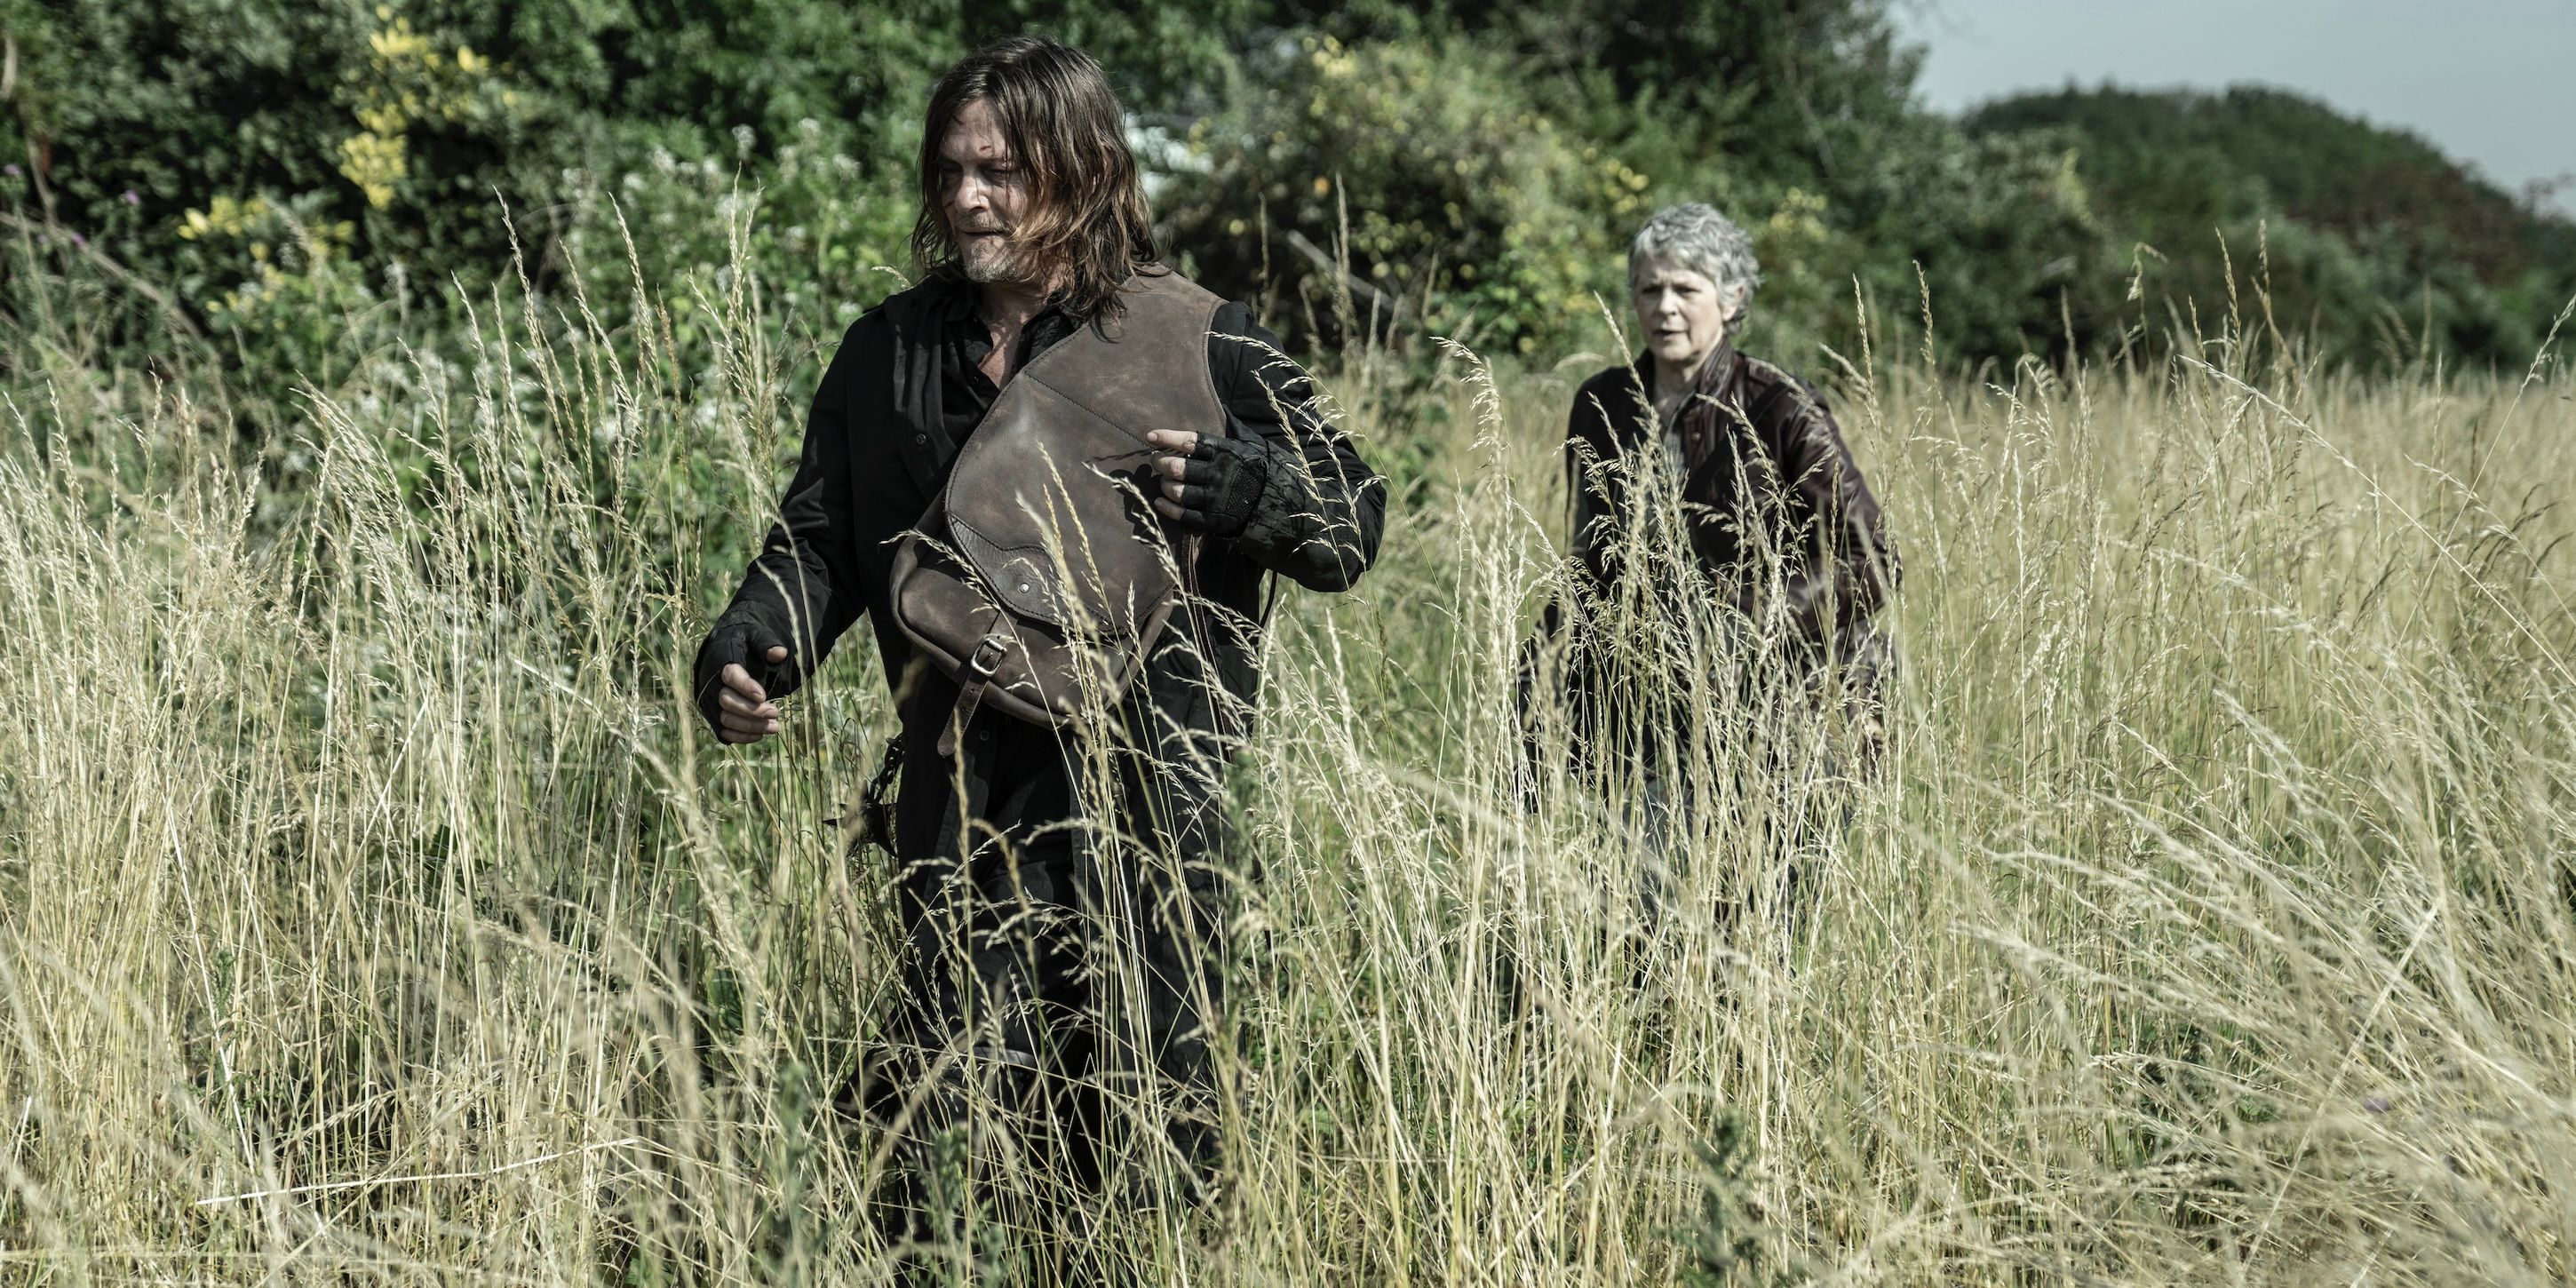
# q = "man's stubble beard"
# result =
<box><xmin>959</xmin><ymin>235</ymin><xmax>1032</xmax><ymax>288</ymax></box>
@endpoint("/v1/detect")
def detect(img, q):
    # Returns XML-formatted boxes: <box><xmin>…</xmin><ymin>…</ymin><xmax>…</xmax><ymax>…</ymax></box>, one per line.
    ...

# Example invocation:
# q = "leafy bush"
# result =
<box><xmin>1165</xmin><ymin>32</ymin><xmax>1636</xmax><ymax>355</ymax></box>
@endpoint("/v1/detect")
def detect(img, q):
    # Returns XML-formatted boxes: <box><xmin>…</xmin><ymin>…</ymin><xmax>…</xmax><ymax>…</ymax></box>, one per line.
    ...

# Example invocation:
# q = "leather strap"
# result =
<box><xmin>1173</xmin><ymin>532</ymin><xmax>1253</xmax><ymax>747</ymax></box>
<box><xmin>936</xmin><ymin>633</ymin><xmax>1011</xmax><ymax>758</ymax></box>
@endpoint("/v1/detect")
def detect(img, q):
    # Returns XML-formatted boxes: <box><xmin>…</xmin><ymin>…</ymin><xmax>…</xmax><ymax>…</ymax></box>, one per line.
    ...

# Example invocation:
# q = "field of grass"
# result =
<box><xmin>4</xmin><ymin>250</ymin><xmax>2573</xmax><ymax>1284</ymax></box>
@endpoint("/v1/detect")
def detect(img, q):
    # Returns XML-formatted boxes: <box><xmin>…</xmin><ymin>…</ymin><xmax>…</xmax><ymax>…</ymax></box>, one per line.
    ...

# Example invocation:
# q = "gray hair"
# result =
<box><xmin>1627</xmin><ymin>203</ymin><xmax>1761</xmax><ymax>328</ymax></box>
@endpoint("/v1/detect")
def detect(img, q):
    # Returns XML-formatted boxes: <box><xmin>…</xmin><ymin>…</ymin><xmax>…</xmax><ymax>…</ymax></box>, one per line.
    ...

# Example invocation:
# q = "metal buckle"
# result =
<box><xmin>966</xmin><ymin>634</ymin><xmax>1007</xmax><ymax>678</ymax></box>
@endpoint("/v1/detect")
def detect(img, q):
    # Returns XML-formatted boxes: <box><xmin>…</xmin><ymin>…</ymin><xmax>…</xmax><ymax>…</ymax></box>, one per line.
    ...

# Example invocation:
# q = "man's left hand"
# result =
<box><xmin>1147</xmin><ymin>429</ymin><xmax>1269</xmax><ymax>538</ymax></box>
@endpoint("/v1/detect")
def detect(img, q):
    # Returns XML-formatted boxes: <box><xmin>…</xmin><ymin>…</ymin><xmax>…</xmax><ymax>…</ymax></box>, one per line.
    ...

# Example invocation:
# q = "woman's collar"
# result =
<box><xmin>1634</xmin><ymin>338</ymin><xmax>1740</xmax><ymax>399</ymax></box>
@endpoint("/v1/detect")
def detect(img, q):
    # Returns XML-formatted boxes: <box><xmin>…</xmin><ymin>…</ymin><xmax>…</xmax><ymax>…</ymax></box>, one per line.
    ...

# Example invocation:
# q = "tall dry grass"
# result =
<box><xmin>3</xmin><ymin>235</ymin><xmax>2572</xmax><ymax>1284</ymax></box>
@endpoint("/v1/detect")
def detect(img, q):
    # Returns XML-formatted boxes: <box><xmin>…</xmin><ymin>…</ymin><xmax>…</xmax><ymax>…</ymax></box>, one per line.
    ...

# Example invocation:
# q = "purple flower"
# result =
<box><xmin>68</xmin><ymin>233</ymin><xmax>85</xmax><ymax>248</ymax></box>
<box><xmin>2363</xmin><ymin>1096</ymin><xmax>2389</xmax><ymax>1115</ymax></box>
<box><xmin>123</xmin><ymin>189</ymin><xmax>141</xmax><ymax>205</ymax></box>
<box><xmin>2</xmin><ymin>164</ymin><xmax>20</xmax><ymax>178</ymax></box>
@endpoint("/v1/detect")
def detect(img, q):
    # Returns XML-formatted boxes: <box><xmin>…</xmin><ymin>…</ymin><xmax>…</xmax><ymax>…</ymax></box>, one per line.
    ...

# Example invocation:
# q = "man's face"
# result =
<box><xmin>937</xmin><ymin>98</ymin><xmax>1039</xmax><ymax>287</ymax></box>
<box><xmin>1631</xmin><ymin>254</ymin><xmax>1737</xmax><ymax>375</ymax></box>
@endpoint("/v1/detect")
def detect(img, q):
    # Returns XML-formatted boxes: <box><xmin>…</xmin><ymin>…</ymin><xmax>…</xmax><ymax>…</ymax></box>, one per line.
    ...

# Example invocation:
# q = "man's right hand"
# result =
<box><xmin>696</xmin><ymin>619</ymin><xmax>796</xmax><ymax>744</ymax></box>
<box><xmin>714</xmin><ymin>649</ymin><xmax>790</xmax><ymax>743</ymax></box>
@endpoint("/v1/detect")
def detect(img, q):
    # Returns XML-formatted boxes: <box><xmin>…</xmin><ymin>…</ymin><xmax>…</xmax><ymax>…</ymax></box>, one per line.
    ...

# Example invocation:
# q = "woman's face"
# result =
<box><xmin>1631</xmin><ymin>254</ymin><xmax>1737</xmax><ymax>376</ymax></box>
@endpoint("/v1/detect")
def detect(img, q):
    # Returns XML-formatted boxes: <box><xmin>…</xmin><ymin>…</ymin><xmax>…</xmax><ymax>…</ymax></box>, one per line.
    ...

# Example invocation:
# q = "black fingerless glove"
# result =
<box><xmin>1162</xmin><ymin>434</ymin><xmax>1272</xmax><ymax>538</ymax></box>
<box><xmin>692</xmin><ymin>616</ymin><xmax>798</xmax><ymax>734</ymax></box>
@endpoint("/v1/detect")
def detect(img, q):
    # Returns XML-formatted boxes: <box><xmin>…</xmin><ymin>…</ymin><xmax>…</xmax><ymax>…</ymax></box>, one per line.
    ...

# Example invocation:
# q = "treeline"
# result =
<box><xmin>1970</xmin><ymin>84</ymin><xmax>2576</xmax><ymax>370</ymax></box>
<box><xmin>4</xmin><ymin>0</ymin><xmax>2567</xmax><ymax>400</ymax></box>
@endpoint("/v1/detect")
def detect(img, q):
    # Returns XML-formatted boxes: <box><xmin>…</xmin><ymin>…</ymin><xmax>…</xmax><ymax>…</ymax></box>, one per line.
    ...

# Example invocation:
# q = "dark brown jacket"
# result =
<box><xmin>1525</xmin><ymin>341</ymin><xmax>1898</xmax><ymax>776</ymax></box>
<box><xmin>1564</xmin><ymin>341</ymin><xmax>1897</xmax><ymax>646</ymax></box>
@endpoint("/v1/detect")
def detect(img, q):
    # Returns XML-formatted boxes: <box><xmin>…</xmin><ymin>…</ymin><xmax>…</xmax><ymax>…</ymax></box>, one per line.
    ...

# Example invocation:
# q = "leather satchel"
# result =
<box><xmin>888</xmin><ymin>270</ymin><xmax>1226</xmax><ymax>757</ymax></box>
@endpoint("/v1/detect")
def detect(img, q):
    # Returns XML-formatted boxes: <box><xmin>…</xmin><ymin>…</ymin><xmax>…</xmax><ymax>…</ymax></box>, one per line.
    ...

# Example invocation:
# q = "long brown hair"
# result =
<box><xmin>910</xmin><ymin>36</ymin><xmax>1159</xmax><ymax>321</ymax></box>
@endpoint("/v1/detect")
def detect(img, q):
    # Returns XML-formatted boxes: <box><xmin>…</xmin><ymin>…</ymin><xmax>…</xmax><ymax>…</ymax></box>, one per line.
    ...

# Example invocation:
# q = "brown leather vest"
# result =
<box><xmin>887</xmin><ymin>270</ymin><xmax>1226</xmax><ymax>755</ymax></box>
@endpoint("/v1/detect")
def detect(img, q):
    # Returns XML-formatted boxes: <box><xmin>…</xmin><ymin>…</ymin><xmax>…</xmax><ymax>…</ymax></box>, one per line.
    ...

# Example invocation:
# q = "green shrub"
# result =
<box><xmin>1165</xmin><ymin>32</ymin><xmax>1632</xmax><ymax>356</ymax></box>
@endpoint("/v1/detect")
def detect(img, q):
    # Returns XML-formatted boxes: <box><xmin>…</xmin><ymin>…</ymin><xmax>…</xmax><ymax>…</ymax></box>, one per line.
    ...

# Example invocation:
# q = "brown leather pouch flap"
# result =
<box><xmin>890</xmin><ymin>531</ymin><xmax>1168</xmax><ymax>727</ymax></box>
<box><xmin>883</xmin><ymin>270</ymin><xmax>1226</xmax><ymax>742</ymax></box>
<box><xmin>942</xmin><ymin>371</ymin><xmax>1173</xmax><ymax>634</ymax></box>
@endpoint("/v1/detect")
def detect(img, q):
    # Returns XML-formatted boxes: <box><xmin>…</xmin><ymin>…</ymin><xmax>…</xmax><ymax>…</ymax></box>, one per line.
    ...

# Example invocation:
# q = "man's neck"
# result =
<box><xmin>974</xmin><ymin>277</ymin><xmax>1053</xmax><ymax>333</ymax></box>
<box><xmin>973</xmin><ymin>274</ymin><xmax>1058</xmax><ymax>386</ymax></box>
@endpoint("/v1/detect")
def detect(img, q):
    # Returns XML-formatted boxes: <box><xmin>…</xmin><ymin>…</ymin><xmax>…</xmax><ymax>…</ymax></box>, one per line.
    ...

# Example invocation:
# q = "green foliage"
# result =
<box><xmin>0</xmin><ymin>0</ymin><xmax>1280</xmax><ymax>410</ymax></box>
<box><xmin>1826</xmin><ymin>118</ymin><xmax>2118</xmax><ymax>365</ymax></box>
<box><xmin>7</xmin><ymin>0</ymin><xmax>371</xmax><ymax>227</ymax></box>
<box><xmin>1165</xmin><ymin>32</ymin><xmax>1634</xmax><ymax>356</ymax></box>
<box><xmin>584</xmin><ymin>0</ymin><xmax>952</xmax><ymax>151</ymax></box>
<box><xmin>1466</xmin><ymin>0</ymin><xmax>1923</xmax><ymax>180</ymax></box>
<box><xmin>5</xmin><ymin>0</ymin><xmax>2565</xmax><ymax>413</ymax></box>
<box><xmin>168</xmin><ymin>190</ymin><xmax>384</xmax><ymax>389</ymax></box>
<box><xmin>556</xmin><ymin>118</ymin><xmax>915</xmax><ymax>338</ymax></box>
<box><xmin>1968</xmin><ymin>85</ymin><xmax>2576</xmax><ymax>368</ymax></box>
<box><xmin>1678</xmin><ymin>1114</ymin><xmax>1780</xmax><ymax>1286</ymax></box>
<box><xmin>1162</xmin><ymin>0</ymin><xmax>2119</xmax><ymax>369</ymax></box>
<box><xmin>965</xmin><ymin>0</ymin><xmax>1254</xmax><ymax>115</ymax></box>
<box><xmin>7</xmin><ymin>0</ymin><xmax>556</xmax><ymax>289</ymax></box>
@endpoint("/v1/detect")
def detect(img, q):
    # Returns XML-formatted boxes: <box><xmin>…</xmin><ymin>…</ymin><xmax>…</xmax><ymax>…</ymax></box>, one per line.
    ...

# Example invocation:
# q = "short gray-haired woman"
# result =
<box><xmin>1531</xmin><ymin>203</ymin><xmax>1900</xmax><ymax>921</ymax></box>
<box><xmin>1565</xmin><ymin>201</ymin><xmax>1896</xmax><ymax>653</ymax></box>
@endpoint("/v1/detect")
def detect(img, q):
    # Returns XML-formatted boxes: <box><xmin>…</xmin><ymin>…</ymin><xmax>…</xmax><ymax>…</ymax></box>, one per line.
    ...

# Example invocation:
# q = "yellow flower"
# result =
<box><xmin>338</xmin><ymin>131</ymin><xmax>408</xmax><ymax>208</ymax></box>
<box><xmin>179</xmin><ymin>195</ymin><xmax>276</xmax><ymax>240</ymax></box>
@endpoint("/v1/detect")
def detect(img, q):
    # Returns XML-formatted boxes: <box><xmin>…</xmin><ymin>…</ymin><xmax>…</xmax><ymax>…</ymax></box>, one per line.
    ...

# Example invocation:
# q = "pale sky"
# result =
<box><xmin>1893</xmin><ymin>0</ymin><xmax>2576</xmax><ymax>216</ymax></box>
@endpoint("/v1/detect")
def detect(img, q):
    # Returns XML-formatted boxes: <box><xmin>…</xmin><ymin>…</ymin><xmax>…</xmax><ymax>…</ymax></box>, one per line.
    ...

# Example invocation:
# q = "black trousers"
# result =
<box><xmin>847</xmin><ymin>701</ymin><xmax>1228</xmax><ymax>1281</ymax></box>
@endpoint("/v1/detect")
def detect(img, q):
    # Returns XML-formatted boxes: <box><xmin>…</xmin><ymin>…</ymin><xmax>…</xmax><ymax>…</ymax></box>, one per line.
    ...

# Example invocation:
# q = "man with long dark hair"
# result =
<box><xmin>690</xmin><ymin>35</ymin><xmax>1385</xmax><ymax>1276</ymax></box>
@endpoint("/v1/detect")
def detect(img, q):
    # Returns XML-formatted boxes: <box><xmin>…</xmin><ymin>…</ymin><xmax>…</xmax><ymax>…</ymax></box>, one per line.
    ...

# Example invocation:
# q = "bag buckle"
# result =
<box><xmin>938</xmin><ymin>633</ymin><xmax>1012</xmax><ymax>758</ymax></box>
